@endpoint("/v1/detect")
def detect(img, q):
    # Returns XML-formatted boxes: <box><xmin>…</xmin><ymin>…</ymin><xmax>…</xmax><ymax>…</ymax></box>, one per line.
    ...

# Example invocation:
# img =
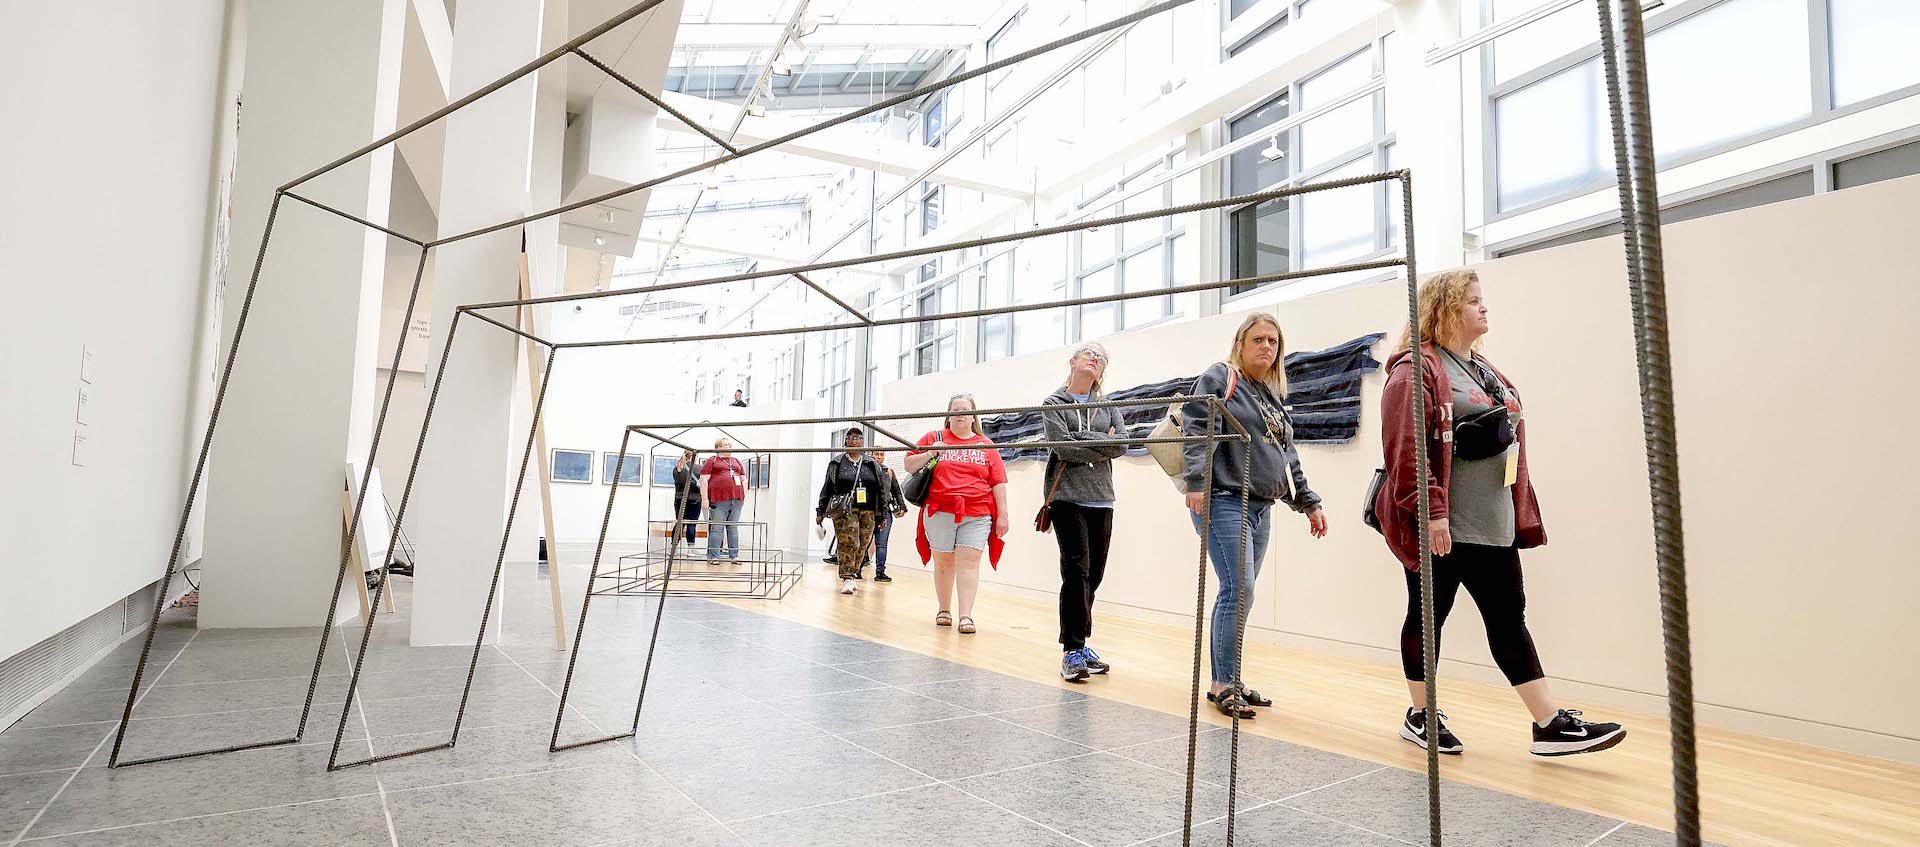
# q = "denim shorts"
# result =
<box><xmin>923</xmin><ymin>511</ymin><xmax>991</xmax><ymax>552</ymax></box>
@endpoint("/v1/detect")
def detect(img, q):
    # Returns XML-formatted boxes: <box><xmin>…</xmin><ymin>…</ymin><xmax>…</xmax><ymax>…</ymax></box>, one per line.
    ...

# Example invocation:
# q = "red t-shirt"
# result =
<box><xmin>910</xmin><ymin>430</ymin><xmax>1007</xmax><ymax>517</ymax></box>
<box><xmin>700</xmin><ymin>456</ymin><xmax>746</xmax><ymax>502</ymax></box>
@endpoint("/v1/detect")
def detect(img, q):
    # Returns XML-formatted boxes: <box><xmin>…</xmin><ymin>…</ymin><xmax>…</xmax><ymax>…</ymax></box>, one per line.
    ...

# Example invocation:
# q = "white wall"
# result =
<box><xmin>882</xmin><ymin>176</ymin><xmax>1920</xmax><ymax>763</ymax></box>
<box><xmin>0</xmin><ymin>1</ymin><xmax>231</xmax><ymax>659</ymax></box>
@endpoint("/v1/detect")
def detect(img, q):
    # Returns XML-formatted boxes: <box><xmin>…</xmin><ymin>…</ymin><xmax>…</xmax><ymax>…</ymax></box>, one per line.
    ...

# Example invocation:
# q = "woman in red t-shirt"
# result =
<box><xmin>904</xmin><ymin>394</ymin><xmax>1008</xmax><ymax>635</ymax></box>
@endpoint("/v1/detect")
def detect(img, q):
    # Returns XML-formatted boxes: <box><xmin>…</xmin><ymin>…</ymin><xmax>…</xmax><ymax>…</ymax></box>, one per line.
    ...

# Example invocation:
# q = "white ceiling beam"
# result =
<box><xmin>675</xmin><ymin>23</ymin><xmax>977</xmax><ymax>50</ymax></box>
<box><xmin>630</xmin><ymin>232</ymin><xmax>888</xmax><ymax>276</ymax></box>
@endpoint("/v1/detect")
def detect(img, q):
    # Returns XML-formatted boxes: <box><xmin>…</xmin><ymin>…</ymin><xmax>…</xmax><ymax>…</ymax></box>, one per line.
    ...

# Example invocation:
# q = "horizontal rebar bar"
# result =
<box><xmin>461</xmin><ymin>171</ymin><xmax>1403</xmax><ymax>313</ymax></box>
<box><xmin>431</xmin><ymin>0</ymin><xmax>1200</xmax><ymax>248</ymax></box>
<box><xmin>328</xmin><ymin>741</ymin><xmax>455</xmax><ymax>772</ymax></box>
<box><xmin>279</xmin><ymin>0</ymin><xmax>671</xmax><ymax>193</ymax></box>
<box><xmin>463</xmin><ymin>308</ymin><xmax>553</xmax><ymax>348</ymax></box>
<box><xmin>555</xmin><ymin>257</ymin><xmax>1406</xmax><ymax>351</ymax></box>
<box><xmin>112</xmin><ymin>737</ymin><xmax>302</xmax><ymax>768</ymax></box>
<box><xmin>283</xmin><ymin>192</ymin><xmax>427</xmax><ymax>246</ymax></box>
<box><xmin>625</xmin><ymin>394</ymin><xmax>1246</xmax><ymax>436</ymax></box>
<box><xmin>551</xmin><ymin>732</ymin><xmax>635</xmax><ymax>753</ymax></box>
<box><xmin>652</xmin><ymin>435</ymin><xmax>1240</xmax><ymax>456</ymax></box>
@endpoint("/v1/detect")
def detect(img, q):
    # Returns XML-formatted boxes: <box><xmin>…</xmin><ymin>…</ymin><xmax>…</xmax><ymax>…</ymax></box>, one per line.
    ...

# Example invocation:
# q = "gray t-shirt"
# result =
<box><xmin>1441</xmin><ymin>351</ymin><xmax>1515</xmax><ymax>547</ymax></box>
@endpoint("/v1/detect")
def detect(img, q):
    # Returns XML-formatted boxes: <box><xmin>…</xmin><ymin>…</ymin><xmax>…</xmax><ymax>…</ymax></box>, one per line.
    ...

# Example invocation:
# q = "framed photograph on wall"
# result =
<box><xmin>747</xmin><ymin>455</ymin><xmax>771</xmax><ymax>489</ymax></box>
<box><xmin>652</xmin><ymin>456</ymin><xmax>677</xmax><ymax>486</ymax></box>
<box><xmin>551</xmin><ymin>448</ymin><xmax>593</xmax><ymax>483</ymax></box>
<box><xmin>602</xmin><ymin>452</ymin><xmax>646</xmax><ymax>485</ymax></box>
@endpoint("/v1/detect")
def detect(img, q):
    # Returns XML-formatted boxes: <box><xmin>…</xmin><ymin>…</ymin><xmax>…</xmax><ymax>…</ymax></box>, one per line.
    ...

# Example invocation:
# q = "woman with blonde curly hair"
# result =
<box><xmin>1375</xmin><ymin>269</ymin><xmax>1625</xmax><ymax>757</ymax></box>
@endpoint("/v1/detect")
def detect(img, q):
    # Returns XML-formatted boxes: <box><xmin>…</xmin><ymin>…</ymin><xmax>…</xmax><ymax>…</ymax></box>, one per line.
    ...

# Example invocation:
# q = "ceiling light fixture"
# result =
<box><xmin>771</xmin><ymin>60</ymin><xmax>792</xmax><ymax>77</ymax></box>
<box><xmin>593</xmin><ymin>234</ymin><xmax>606</xmax><ymax>247</ymax></box>
<box><xmin>1259</xmin><ymin>135</ymin><xmax>1284</xmax><ymax>162</ymax></box>
<box><xmin>746</xmin><ymin>101</ymin><xmax>767</xmax><ymax>117</ymax></box>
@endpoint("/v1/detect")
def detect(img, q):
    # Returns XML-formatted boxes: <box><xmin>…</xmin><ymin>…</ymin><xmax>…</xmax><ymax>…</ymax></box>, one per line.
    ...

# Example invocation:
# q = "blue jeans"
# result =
<box><xmin>706</xmin><ymin>498</ymin><xmax>742</xmax><ymax>559</ymax></box>
<box><xmin>1189</xmin><ymin>493</ymin><xmax>1272</xmax><ymax>687</ymax></box>
<box><xmin>873</xmin><ymin>514</ymin><xmax>893</xmax><ymax>570</ymax></box>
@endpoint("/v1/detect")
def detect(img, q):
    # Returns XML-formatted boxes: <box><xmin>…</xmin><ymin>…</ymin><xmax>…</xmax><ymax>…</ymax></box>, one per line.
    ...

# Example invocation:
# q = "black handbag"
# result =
<box><xmin>902</xmin><ymin>433</ymin><xmax>941</xmax><ymax>507</ymax></box>
<box><xmin>1362</xmin><ymin>468</ymin><xmax>1387</xmax><ymax>533</ymax></box>
<box><xmin>1445</xmin><ymin>350</ymin><xmax>1516</xmax><ymax>461</ymax></box>
<box><xmin>1032</xmin><ymin>459</ymin><xmax>1069</xmax><ymax>533</ymax></box>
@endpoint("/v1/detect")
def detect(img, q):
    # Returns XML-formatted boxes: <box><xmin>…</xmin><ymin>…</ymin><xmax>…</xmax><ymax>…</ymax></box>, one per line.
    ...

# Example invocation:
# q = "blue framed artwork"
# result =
<box><xmin>602</xmin><ymin>452</ymin><xmax>645</xmax><ymax>485</ymax></box>
<box><xmin>551</xmin><ymin>449</ymin><xmax>592</xmax><ymax>483</ymax></box>
<box><xmin>652</xmin><ymin>456</ymin><xmax>677</xmax><ymax>486</ymax></box>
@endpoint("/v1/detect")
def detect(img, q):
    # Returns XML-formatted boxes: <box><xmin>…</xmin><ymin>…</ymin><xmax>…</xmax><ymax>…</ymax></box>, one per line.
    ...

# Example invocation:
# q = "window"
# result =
<box><xmin>918</xmin><ymin>182</ymin><xmax>944</xmax><ymax>236</ymax></box>
<box><xmin>907</xmin><ymin>263</ymin><xmax>958</xmax><ymax>375</ymax></box>
<box><xmin>986</xmin><ymin>10</ymin><xmax>1025</xmax><ymax>108</ymax></box>
<box><xmin>1229</xmin><ymin>15</ymin><xmax>1287</xmax><ymax>57</ymax></box>
<box><xmin>1833</xmin><ymin>139</ymin><xmax>1920</xmax><ymax>190</ymax></box>
<box><xmin>978</xmin><ymin>252</ymin><xmax>1014</xmax><ymax>361</ymax></box>
<box><xmin>1830</xmin><ymin>0</ymin><xmax>1920</xmax><ymax>106</ymax></box>
<box><xmin>1014</xmin><ymin>241</ymin><xmax>1066</xmax><ymax>355</ymax></box>
<box><xmin>1228</xmin><ymin>0</ymin><xmax>1261</xmax><ymax>20</ymax></box>
<box><xmin>1225</xmin><ymin>42</ymin><xmax>1391</xmax><ymax>295</ymax></box>
<box><xmin>923</xmin><ymin>96</ymin><xmax>947</xmax><ymax>148</ymax></box>
<box><xmin>1494</xmin><ymin>172</ymin><xmax>1816</xmax><ymax>256</ymax></box>
<box><xmin>1071</xmin><ymin>150</ymin><xmax>1184</xmax><ymax>337</ymax></box>
<box><xmin>1489</xmin><ymin>0</ymin><xmax>1822</xmax><ymax>213</ymax></box>
<box><xmin>817</xmin><ymin>331</ymin><xmax>852</xmax><ymax>416</ymax></box>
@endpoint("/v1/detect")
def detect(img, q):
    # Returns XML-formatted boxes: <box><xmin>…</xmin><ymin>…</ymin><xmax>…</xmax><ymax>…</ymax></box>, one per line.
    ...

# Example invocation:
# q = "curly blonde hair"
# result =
<box><xmin>1398</xmin><ymin>269</ymin><xmax>1482</xmax><ymax>353</ymax></box>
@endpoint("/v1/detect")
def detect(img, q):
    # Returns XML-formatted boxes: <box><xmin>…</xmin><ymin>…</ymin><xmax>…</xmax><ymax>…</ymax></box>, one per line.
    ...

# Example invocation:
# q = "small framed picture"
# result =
<box><xmin>551</xmin><ymin>449</ymin><xmax>593</xmax><ymax>483</ymax></box>
<box><xmin>652</xmin><ymin>456</ymin><xmax>678</xmax><ymax>487</ymax></box>
<box><xmin>602</xmin><ymin>452</ymin><xmax>646</xmax><ymax>485</ymax></box>
<box><xmin>747</xmin><ymin>455</ymin><xmax>772</xmax><ymax>489</ymax></box>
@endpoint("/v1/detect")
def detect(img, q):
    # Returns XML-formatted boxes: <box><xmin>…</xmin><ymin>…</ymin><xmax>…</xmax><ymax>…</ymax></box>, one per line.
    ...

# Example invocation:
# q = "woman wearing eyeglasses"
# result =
<box><xmin>905</xmin><ymin>394</ymin><xmax>1008</xmax><ymax>635</ymax></box>
<box><xmin>1042</xmin><ymin>342</ymin><xmax>1128</xmax><ymax>683</ymax></box>
<box><xmin>1180</xmin><ymin>312</ymin><xmax>1327</xmax><ymax>720</ymax></box>
<box><xmin>1375</xmin><ymin>269</ymin><xmax>1625</xmax><ymax>757</ymax></box>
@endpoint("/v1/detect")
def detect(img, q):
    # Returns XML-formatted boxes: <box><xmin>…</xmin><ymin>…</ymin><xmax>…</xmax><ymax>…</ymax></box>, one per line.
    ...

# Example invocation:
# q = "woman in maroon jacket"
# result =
<box><xmin>1376</xmin><ymin>269</ymin><xmax>1626</xmax><ymax>758</ymax></box>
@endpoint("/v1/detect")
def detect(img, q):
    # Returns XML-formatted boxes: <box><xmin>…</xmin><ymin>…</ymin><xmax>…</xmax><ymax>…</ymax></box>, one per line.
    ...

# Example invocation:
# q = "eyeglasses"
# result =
<box><xmin>1076</xmin><ymin>350</ymin><xmax>1108</xmax><ymax>365</ymax></box>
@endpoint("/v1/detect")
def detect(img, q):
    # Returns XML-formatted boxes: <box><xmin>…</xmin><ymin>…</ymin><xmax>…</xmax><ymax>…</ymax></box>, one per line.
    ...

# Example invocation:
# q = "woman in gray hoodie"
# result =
<box><xmin>1042</xmin><ymin>342</ymin><xmax>1129</xmax><ymax>683</ymax></box>
<box><xmin>1180</xmin><ymin>312</ymin><xmax>1328</xmax><ymax>719</ymax></box>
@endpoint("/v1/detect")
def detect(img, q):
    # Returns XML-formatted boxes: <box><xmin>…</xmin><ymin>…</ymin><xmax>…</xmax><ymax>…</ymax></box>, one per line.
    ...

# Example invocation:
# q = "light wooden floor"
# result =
<box><xmin>696</xmin><ymin>561</ymin><xmax>1920</xmax><ymax>847</ymax></box>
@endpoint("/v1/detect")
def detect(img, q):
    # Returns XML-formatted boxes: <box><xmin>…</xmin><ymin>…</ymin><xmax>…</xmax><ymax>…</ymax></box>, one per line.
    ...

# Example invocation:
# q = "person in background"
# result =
<box><xmin>905</xmin><ymin>394</ymin><xmax>1008</xmax><ymax>635</ymax></box>
<box><xmin>730</xmin><ymin>390</ymin><xmax>748</xmax><ymax>408</ymax></box>
<box><xmin>1042</xmin><ymin>342</ymin><xmax>1128</xmax><ymax>683</ymax></box>
<box><xmin>1180</xmin><ymin>312</ymin><xmax>1328</xmax><ymax>720</ymax></box>
<box><xmin>817</xmin><ymin>428</ymin><xmax>885</xmax><ymax>596</ymax></box>
<box><xmin>700</xmin><ymin>438</ymin><xmax>746</xmax><ymax>561</ymax></box>
<box><xmin>670</xmin><ymin>449</ymin><xmax>702</xmax><ymax>555</ymax></box>
<box><xmin>1375</xmin><ymin>268</ymin><xmax>1626</xmax><ymax>757</ymax></box>
<box><xmin>866</xmin><ymin>450</ymin><xmax>907</xmax><ymax>583</ymax></box>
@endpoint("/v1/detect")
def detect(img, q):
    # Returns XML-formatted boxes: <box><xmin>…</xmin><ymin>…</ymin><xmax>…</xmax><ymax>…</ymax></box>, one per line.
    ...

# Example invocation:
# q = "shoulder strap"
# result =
<box><xmin>1222</xmin><ymin>363</ymin><xmax>1239</xmax><ymax>402</ymax></box>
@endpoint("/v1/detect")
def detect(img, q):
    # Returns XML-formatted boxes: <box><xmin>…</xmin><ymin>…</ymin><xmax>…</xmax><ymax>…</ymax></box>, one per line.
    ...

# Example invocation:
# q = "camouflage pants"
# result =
<box><xmin>832</xmin><ymin>510</ymin><xmax>877</xmax><ymax>580</ymax></box>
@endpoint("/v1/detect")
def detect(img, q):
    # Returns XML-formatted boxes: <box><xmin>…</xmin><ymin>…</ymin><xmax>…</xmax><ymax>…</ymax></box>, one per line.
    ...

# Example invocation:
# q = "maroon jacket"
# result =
<box><xmin>1374</xmin><ymin>344</ymin><xmax>1545</xmax><ymax>571</ymax></box>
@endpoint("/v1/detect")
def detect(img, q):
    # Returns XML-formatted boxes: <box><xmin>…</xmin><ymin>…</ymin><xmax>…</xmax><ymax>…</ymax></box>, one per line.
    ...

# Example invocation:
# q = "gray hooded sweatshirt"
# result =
<box><xmin>1041</xmin><ymin>387</ymin><xmax>1128</xmax><ymax>505</ymax></box>
<box><xmin>1179</xmin><ymin>363</ymin><xmax>1321</xmax><ymax>513</ymax></box>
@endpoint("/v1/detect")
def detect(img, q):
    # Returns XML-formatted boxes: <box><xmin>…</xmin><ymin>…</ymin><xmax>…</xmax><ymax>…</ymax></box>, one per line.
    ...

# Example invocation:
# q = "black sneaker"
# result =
<box><xmin>1401</xmin><ymin>708</ymin><xmax>1464</xmax><ymax>755</ymax></box>
<box><xmin>874</xmin><ymin>571</ymin><xmax>893</xmax><ymax>582</ymax></box>
<box><xmin>1530</xmin><ymin>709</ymin><xmax>1626</xmax><ymax>757</ymax></box>
<box><xmin>1078</xmin><ymin>647</ymin><xmax>1110</xmax><ymax>674</ymax></box>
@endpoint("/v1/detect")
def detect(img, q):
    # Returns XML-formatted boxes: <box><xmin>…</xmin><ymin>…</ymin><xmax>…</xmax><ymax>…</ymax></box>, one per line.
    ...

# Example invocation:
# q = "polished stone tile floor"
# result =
<box><xmin>0</xmin><ymin>564</ymin><xmax>1673</xmax><ymax>846</ymax></box>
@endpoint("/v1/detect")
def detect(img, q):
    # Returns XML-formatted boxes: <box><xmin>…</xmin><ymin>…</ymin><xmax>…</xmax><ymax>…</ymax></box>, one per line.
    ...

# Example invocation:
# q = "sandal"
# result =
<box><xmin>935</xmin><ymin>611</ymin><xmax>953</xmax><ymax>627</ymax></box>
<box><xmin>1206</xmin><ymin>685</ymin><xmax>1273</xmax><ymax>708</ymax></box>
<box><xmin>957</xmin><ymin>616</ymin><xmax>976</xmax><ymax>635</ymax></box>
<box><xmin>1211</xmin><ymin>690</ymin><xmax>1257</xmax><ymax>720</ymax></box>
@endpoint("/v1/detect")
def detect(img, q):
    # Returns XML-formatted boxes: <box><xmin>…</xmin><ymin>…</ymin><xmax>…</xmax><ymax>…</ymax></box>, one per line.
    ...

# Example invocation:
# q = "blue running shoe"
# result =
<box><xmin>1060</xmin><ymin>650</ymin><xmax>1089</xmax><ymax>683</ymax></box>
<box><xmin>1078</xmin><ymin>647</ymin><xmax>1110</xmax><ymax>675</ymax></box>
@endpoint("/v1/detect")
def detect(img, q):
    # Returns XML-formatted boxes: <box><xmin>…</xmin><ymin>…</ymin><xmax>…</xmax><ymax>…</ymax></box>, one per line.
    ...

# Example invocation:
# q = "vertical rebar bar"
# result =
<box><xmin>551</xmin><ymin>427</ymin><xmax>637</xmax><ymax>751</ymax></box>
<box><xmin>1400</xmin><ymin>170</ymin><xmax>1441</xmax><ymax>847</ymax></box>
<box><xmin>1593</xmin><ymin>3</ymin><xmax>1701</xmax><ymax>844</ymax></box>
<box><xmin>109</xmin><ymin>190</ymin><xmax>288</xmax><ymax>767</ymax></box>
<box><xmin>1180</xmin><ymin>407</ymin><xmax>1219</xmax><ymax>847</ymax></box>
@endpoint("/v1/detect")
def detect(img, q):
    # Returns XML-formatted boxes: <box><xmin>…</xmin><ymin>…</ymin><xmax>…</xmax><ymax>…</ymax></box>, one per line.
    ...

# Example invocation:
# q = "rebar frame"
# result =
<box><xmin>100</xmin><ymin>0</ymin><xmax>1699</xmax><ymax>845</ymax></box>
<box><xmin>546</xmin><ymin>396</ymin><xmax>1250</xmax><ymax>757</ymax></box>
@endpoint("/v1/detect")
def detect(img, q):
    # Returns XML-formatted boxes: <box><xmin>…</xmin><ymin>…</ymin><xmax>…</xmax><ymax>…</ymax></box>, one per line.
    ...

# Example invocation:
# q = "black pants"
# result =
<box><xmin>1053</xmin><ymin>503</ymin><xmax>1113</xmax><ymax>652</ymax></box>
<box><xmin>1399</xmin><ymin>543</ymin><xmax>1546</xmax><ymax>686</ymax></box>
<box><xmin>675</xmin><ymin>497</ymin><xmax>700</xmax><ymax>546</ymax></box>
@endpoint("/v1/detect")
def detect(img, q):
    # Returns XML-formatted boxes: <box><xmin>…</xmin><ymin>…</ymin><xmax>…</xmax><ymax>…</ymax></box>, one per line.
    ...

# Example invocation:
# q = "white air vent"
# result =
<box><xmin>0</xmin><ymin>579</ymin><xmax>167</xmax><ymax>729</ymax></box>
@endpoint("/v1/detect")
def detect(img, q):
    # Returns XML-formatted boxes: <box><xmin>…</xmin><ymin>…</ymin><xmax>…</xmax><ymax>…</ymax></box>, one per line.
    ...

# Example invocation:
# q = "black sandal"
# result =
<box><xmin>1207</xmin><ymin>685</ymin><xmax>1273</xmax><ymax>708</ymax></box>
<box><xmin>1211</xmin><ymin>690</ymin><xmax>1256</xmax><ymax>720</ymax></box>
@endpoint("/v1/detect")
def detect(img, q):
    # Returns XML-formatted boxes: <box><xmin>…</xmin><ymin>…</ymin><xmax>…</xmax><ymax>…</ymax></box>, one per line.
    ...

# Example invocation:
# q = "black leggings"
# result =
<box><xmin>1053</xmin><ymin>503</ymin><xmax>1113</xmax><ymax>652</ymax></box>
<box><xmin>1399</xmin><ymin>543</ymin><xmax>1546</xmax><ymax>687</ymax></box>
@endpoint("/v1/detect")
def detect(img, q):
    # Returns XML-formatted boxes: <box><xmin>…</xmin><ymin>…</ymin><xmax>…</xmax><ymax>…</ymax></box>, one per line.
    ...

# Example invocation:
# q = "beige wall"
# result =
<box><xmin>880</xmin><ymin>175</ymin><xmax>1920</xmax><ymax>763</ymax></box>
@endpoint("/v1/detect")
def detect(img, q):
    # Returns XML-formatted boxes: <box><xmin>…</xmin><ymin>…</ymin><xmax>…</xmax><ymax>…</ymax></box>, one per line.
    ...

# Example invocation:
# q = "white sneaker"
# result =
<box><xmin>838</xmin><ymin>579</ymin><xmax>857</xmax><ymax>595</ymax></box>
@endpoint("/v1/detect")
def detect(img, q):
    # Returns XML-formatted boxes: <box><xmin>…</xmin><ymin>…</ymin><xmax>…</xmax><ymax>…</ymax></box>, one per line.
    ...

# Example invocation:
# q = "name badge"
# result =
<box><xmin>1503</xmin><ymin>447</ymin><xmax>1519</xmax><ymax>488</ymax></box>
<box><xmin>855</xmin><ymin>488</ymin><xmax>868</xmax><ymax>504</ymax></box>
